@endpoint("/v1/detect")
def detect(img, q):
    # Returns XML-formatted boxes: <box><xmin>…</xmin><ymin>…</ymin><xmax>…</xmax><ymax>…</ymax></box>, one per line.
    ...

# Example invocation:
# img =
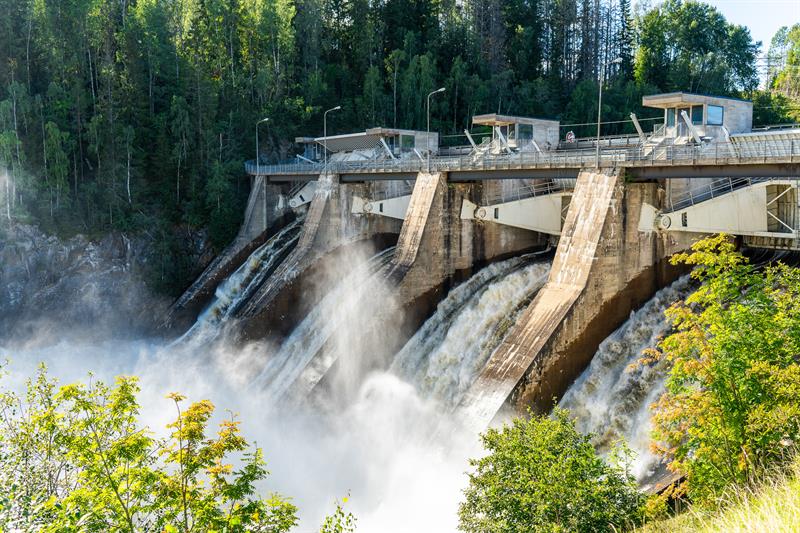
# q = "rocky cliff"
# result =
<box><xmin>0</xmin><ymin>224</ymin><xmax>190</xmax><ymax>341</ymax></box>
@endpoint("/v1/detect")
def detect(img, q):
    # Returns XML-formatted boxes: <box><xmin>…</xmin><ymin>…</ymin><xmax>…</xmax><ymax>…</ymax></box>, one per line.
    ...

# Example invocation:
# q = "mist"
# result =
<box><xmin>0</xmin><ymin>241</ymin><xmax>489</xmax><ymax>532</ymax></box>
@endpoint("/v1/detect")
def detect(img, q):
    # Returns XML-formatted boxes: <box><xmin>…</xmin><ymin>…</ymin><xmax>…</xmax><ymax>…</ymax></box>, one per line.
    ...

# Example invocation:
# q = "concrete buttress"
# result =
<box><xmin>459</xmin><ymin>169</ymin><xmax>682</xmax><ymax>429</ymax></box>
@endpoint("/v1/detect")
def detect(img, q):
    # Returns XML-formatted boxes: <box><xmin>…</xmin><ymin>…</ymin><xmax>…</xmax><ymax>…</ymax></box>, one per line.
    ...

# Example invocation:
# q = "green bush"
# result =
<box><xmin>0</xmin><ymin>365</ymin><xmax>298</xmax><ymax>532</ymax></box>
<box><xmin>648</xmin><ymin>235</ymin><xmax>800</xmax><ymax>504</ymax></box>
<box><xmin>458</xmin><ymin>408</ymin><xmax>643</xmax><ymax>533</ymax></box>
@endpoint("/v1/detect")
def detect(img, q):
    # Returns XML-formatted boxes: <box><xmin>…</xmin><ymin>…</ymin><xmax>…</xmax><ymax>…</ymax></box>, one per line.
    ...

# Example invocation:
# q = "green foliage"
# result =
<box><xmin>458</xmin><ymin>408</ymin><xmax>643</xmax><ymax>533</ymax></box>
<box><xmin>0</xmin><ymin>364</ymin><xmax>299</xmax><ymax>532</ymax></box>
<box><xmin>750</xmin><ymin>90</ymin><xmax>799</xmax><ymax>126</ymax></box>
<box><xmin>634</xmin><ymin>0</ymin><xmax>759</xmax><ymax>94</ymax></box>
<box><xmin>641</xmin><ymin>455</ymin><xmax>800</xmax><ymax>533</ymax></box>
<box><xmin>648</xmin><ymin>235</ymin><xmax>800</xmax><ymax>504</ymax></box>
<box><xmin>319</xmin><ymin>495</ymin><xmax>357</xmax><ymax>533</ymax></box>
<box><xmin>772</xmin><ymin>24</ymin><xmax>800</xmax><ymax>101</ymax></box>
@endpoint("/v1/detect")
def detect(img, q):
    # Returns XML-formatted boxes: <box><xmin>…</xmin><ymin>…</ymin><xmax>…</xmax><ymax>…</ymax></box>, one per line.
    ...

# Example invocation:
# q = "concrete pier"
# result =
<box><xmin>459</xmin><ymin>169</ymin><xmax>684</xmax><ymax>428</ymax></box>
<box><xmin>234</xmin><ymin>174</ymin><xmax>403</xmax><ymax>340</ymax></box>
<box><xmin>162</xmin><ymin>176</ymin><xmax>290</xmax><ymax>332</ymax></box>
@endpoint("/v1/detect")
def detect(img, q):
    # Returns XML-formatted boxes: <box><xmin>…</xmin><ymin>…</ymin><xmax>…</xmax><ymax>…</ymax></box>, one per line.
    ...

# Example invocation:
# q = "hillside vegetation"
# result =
<box><xmin>643</xmin><ymin>458</ymin><xmax>800</xmax><ymax>533</ymax></box>
<box><xmin>0</xmin><ymin>2</ymin><xmax>798</xmax><ymax>294</ymax></box>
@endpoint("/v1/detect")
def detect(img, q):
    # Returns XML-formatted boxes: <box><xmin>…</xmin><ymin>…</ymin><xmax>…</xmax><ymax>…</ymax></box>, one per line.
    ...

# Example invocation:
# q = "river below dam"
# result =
<box><xmin>0</xmin><ymin>237</ymin><xmax>690</xmax><ymax>531</ymax></box>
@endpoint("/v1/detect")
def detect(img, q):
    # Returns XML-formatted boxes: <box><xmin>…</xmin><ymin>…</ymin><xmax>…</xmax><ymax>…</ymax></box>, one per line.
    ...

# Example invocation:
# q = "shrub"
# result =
<box><xmin>458</xmin><ymin>408</ymin><xmax>643</xmax><ymax>533</ymax></box>
<box><xmin>648</xmin><ymin>235</ymin><xmax>800</xmax><ymax>503</ymax></box>
<box><xmin>0</xmin><ymin>365</ymin><xmax>298</xmax><ymax>532</ymax></box>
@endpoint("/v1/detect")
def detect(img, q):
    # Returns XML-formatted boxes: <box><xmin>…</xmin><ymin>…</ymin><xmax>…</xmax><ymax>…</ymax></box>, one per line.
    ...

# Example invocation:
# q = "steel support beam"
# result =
<box><xmin>627</xmin><ymin>163</ymin><xmax>800</xmax><ymax>180</ymax></box>
<box><xmin>340</xmin><ymin>172</ymin><xmax>419</xmax><ymax>182</ymax></box>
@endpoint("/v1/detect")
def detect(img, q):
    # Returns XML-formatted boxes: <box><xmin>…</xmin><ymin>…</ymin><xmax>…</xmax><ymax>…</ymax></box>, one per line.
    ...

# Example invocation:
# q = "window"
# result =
<box><xmin>401</xmin><ymin>134</ymin><xmax>414</xmax><ymax>151</ymax></box>
<box><xmin>691</xmin><ymin>105</ymin><xmax>703</xmax><ymax>125</ymax></box>
<box><xmin>707</xmin><ymin>105</ymin><xmax>724</xmax><ymax>126</ymax></box>
<box><xmin>517</xmin><ymin>124</ymin><xmax>533</xmax><ymax>141</ymax></box>
<box><xmin>667</xmin><ymin>108</ymin><xmax>676</xmax><ymax>128</ymax></box>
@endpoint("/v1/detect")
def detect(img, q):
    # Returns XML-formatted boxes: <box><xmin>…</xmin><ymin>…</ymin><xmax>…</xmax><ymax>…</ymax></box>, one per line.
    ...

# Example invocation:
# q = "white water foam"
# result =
<box><xmin>253</xmin><ymin>245</ymin><xmax>397</xmax><ymax>401</ymax></box>
<box><xmin>176</xmin><ymin>219</ymin><xmax>303</xmax><ymax>346</ymax></box>
<box><xmin>392</xmin><ymin>255</ymin><xmax>550</xmax><ymax>408</ymax></box>
<box><xmin>559</xmin><ymin>276</ymin><xmax>693</xmax><ymax>481</ymax></box>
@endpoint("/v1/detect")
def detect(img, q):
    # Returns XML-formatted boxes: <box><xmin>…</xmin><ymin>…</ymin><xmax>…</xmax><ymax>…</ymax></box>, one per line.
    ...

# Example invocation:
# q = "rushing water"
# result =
<box><xmin>175</xmin><ymin>219</ymin><xmax>304</xmax><ymax>346</ymax></box>
<box><xmin>254</xmin><ymin>246</ymin><xmax>398</xmax><ymax>402</ymax></box>
<box><xmin>1</xmin><ymin>211</ymin><xmax>696</xmax><ymax>531</ymax></box>
<box><xmin>392</xmin><ymin>255</ymin><xmax>550</xmax><ymax>408</ymax></box>
<box><xmin>558</xmin><ymin>276</ymin><xmax>693</xmax><ymax>481</ymax></box>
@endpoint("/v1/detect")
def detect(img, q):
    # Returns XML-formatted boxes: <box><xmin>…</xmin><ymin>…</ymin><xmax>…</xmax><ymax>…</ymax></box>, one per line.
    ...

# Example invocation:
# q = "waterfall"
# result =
<box><xmin>558</xmin><ymin>276</ymin><xmax>693</xmax><ymax>481</ymax></box>
<box><xmin>254</xmin><ymin>246</ymin><xmax>397</xmax><ymax>401</ymax></box>
<box><xmin>391</xmin><ymin>255</ymin><xmax>551</xmax><ymax>408</ymax></box>
<box><xmin>176</xmin><ymin>218</ymin><xmax>304</xmax><ymax>346</ymax></box>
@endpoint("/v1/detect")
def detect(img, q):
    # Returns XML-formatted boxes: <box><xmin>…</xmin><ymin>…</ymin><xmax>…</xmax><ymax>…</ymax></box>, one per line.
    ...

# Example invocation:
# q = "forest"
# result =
<box><xmin>0</xmin><ymin>0</ymin><xmax>798</xmax><ymax>292</ymax></box>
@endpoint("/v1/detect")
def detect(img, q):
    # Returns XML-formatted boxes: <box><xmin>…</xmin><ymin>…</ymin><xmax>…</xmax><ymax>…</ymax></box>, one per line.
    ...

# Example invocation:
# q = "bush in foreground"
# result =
<box><xmin>642</xmin><ymin>455</ymin><xmax>800</xmax><ymax>533</ymax></box>
<box><xmin>647</xmin><ymin>235</ymin><xmax>800</xmax><ymax>503</ymax></box>
<box><xmin>0</xmin><ymin>365</ymin><xmax>298</xmax><ymax>532</ymax></box>
<box><xmin>458</xmin><ymin>408</ymin><xmax>643</xmax><ymax>533</ymax></box>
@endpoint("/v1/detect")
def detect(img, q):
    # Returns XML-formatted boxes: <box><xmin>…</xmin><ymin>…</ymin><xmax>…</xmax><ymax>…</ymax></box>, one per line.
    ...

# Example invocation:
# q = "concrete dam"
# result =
<box><xmin>165</xmin><ymin>92</ymin><xmax>800</xmax><ymax>483</ymax></box>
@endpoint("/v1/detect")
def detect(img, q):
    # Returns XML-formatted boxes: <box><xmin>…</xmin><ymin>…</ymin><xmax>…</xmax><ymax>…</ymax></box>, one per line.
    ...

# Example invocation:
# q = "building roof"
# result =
<box><xmin>309</xmin><ymin>127</ymin><xmax>433</xmax><ymax>152</ymax></box>
<box><xmin>472</xmin><ymin>113</ymin><xmax>560</xmax><ymax>127</ymax></box>
<box><xmin>642</xmin><ymin>92</ymin><xmax>753</xmax><ymax>109</ymax></box>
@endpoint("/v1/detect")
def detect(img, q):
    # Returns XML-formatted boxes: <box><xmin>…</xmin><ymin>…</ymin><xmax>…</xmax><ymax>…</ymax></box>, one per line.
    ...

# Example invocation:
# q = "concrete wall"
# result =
<box><xmin>389</xmin><ymin>175</ymin><xmax>550</xmax><ymax>339</ymax></box>
<box><xmin>459</xmin><ymin>169</ymin><xmax>686</xmax><ymax>429</ymax></box>
<box><xmin>162</xmin><ymin>177</ymin><xmax>291</xmax><ymax>332</ymax></box>
<box><xmin>235</xmin><ymin>174</ymin><xmax>406</xmax><ymax>341</ymax></box>
<box><xmin>391</xmin><ymin>174</ymin><xmax>550</xmax><ymax>304</ymax></box>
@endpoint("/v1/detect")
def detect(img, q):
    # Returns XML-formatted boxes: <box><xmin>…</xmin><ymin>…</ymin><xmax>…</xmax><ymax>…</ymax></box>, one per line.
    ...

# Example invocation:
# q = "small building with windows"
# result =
<box><xmin>471</xmin><ymin>114</ymin><xmax>560</xmax><ymax>152</ymax></box>
<box><xmin>295</xmin><ymin>127</ymin><xmax>438</xmax><ymax>163</ymax></box>
<box><xmin>642</xmin><ymin>92</ymin><xmax>753</xmax><ymax>142</ymax></box>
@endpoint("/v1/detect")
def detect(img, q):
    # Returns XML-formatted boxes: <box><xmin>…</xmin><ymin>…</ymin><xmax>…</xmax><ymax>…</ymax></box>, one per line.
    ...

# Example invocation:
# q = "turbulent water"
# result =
<box><xmin>176</xmin><ymin>219</ymin><xmax>304</xmax><ymax>346</ymax></box>
<box><xmin>254</xmin><ymin>245</ymin><xmax>397</xmax><ymax>402</ymax></box>
<box><xmin>1</xmin><ymin>211</ymin><xmax>697</xmax><ymax>531</ymax></box>
<box><xmin>558</xmin><ymin>276</ymin><xmax>693</xmax><ymax>481</ymax></box>
<box><xmin>392</xmin><ymin>255</ymin><xmax>550</xmax><ymax>408</ymax></box>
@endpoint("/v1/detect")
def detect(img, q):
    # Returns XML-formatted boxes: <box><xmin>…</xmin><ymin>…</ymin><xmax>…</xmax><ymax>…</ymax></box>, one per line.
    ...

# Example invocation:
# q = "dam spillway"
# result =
<box><xmin>151</xmin><ymin>93</ymin><xmax>800</xmax><ymax>522</ymax></box>
<box><xmin>171</xmin><ymin>160</ymin><xmax>798</xmax><ymax>439</ymax></box>
<box><xmin>558</xmin><ymin>276</ymin><xmax>693</xmax><ymax>481</ymax></box>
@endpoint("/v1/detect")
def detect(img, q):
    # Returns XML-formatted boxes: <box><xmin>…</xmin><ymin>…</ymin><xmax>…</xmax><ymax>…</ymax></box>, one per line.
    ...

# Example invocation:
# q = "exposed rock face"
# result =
<box><xmin>0</xmin><ymin>224</ymin><xmax>174</xmax><ymax>341</ymax></box>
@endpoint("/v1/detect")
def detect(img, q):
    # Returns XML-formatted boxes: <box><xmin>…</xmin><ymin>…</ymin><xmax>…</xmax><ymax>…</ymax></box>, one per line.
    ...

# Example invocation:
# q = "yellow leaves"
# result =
<box><xmin>632</xmin><ymin>347</ymin><xmax>663</xmax><ymax>371</ymax></box>
<box><xmin>207</xmin><ymin>458</ymin><xmax>233</xmax><ymax>477</ymax></box>
<box><xmin>166</xmin><ymin>392</ymin><xmax>186</xmax><ymax>403</ymax></box>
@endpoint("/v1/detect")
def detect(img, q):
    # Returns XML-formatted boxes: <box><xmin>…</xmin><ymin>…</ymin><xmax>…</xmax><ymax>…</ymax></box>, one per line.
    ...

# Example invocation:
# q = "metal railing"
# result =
<box><xmin>484</xmin><ymin>179</ymin><xmax>568</xmax><ymax>205</ymax></box>
<box><xmin>245</xmin><ymin>138</ymin><xmax>800</xmax><ymax>177</ymax></box>
<box><xmin>666</xmin><ymin>177</ymin><xmax>774</xmax><ymax>212</ymax></box>
<box><xmin>751</xmin><ymin>124</ymin><xmax>800</xmax><ymax>132</ymax></box>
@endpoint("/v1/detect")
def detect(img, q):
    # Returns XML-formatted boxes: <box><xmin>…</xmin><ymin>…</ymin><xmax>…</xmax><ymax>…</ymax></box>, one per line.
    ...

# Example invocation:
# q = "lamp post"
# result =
<box><xmin>596</xmin><ymin>57</ymin><xmax>622</xmax><ymax>168</ymax></box>
<box><xmin>323</xmin><ymin>105</ymin><xmax>342</xmax><ymax>176</ymax></box>
<box><xmin>427</xmin><ymin>87</ymin><xmax>445</xmax><ymax>173</ymax></box>
<box><xmin>255</xmin><ymin>118</ymin><xmax>269</xmax><ymax>173</ymax></box>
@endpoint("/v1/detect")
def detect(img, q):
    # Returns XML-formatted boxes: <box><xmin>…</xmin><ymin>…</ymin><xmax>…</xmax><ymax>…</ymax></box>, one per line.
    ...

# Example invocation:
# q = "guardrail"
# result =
<box><xmin>666</xmin><ymin>177</ymin><xmax>774</xmax><ymax>212</ymax></box>
<box><xmin>484</xmin><ymin>179</ymin><xmax>568</xmax><ymax>205</ymax></box>
<box><xmin>245</xmin><ymin>138</ymin><xmax>800</xmax><ymax>177</ymax></box>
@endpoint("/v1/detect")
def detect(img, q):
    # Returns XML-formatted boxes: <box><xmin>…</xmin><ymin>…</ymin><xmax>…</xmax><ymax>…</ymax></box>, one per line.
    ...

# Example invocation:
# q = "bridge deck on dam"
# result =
<box><xmin>246</xmin><ymin>137</ymin><xmax>800</xmax><ymax>181</ymax></box>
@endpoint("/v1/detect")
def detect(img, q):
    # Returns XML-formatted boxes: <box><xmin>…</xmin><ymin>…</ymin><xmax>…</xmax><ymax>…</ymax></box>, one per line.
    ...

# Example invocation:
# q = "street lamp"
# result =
<box><xmin>427</xmin><ymin>87</ymin><xmax>445</xmax><ymax>173</ymax></box>
<box><xmin>323</xmin><ymin>105</ymin><xmax>342</xmax><ymax>175</ymax></box>
<box><xmin>596</xmin><ymin>57</ymin><xmax>622</xmax><ymax>168</ymax></box>
<box><xmin>255</xmin><ymin>117</ymin><xmax>269</xmax><ymax>173</ymax></box>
